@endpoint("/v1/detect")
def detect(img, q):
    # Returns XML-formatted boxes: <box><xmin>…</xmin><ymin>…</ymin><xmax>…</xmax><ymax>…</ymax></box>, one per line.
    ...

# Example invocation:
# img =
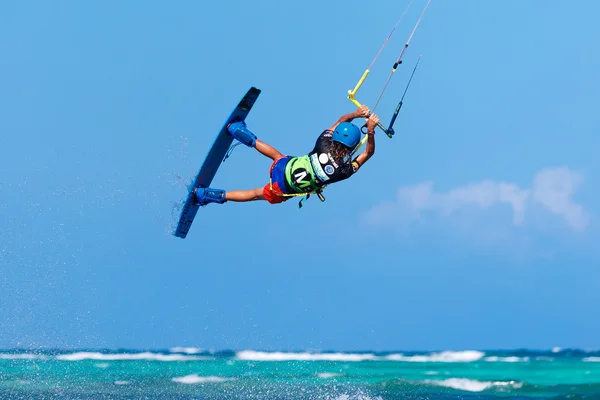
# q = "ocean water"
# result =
<box><xmin>0</xmin><ymin>348</ymin><xmax>598</xmax><ymax>399</ymax></box>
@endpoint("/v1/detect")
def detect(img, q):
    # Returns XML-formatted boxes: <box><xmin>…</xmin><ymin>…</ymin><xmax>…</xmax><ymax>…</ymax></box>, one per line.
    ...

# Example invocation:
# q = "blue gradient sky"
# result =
<box><xmin>1</xmin><ymin>1</ymin><xmax>599</xmax><ymax>351</ymax></box>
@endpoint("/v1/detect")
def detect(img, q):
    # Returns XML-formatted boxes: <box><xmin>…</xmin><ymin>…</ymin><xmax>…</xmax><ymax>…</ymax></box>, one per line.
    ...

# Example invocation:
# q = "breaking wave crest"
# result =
<box><xmin>425</xmin><ymin>378</ymin><xmax>523</xmax><ymax>392</ymax></box>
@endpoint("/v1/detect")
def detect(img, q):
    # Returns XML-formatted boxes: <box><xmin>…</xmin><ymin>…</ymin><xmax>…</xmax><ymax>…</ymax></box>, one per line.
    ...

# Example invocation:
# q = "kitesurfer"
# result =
<box><xmin>194</xmin><ymin>105</ymin><xmax>379</xmax><ymax>205</ymax></box>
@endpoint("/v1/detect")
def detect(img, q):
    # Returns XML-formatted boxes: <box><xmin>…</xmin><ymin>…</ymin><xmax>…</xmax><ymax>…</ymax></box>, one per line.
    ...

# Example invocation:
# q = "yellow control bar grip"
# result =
<box><xmin>347</xmin><ymin>69</ymin><xmax>370</xmax><ymax>107</ymax></box>
<box><xmin>347</xmin><ymin>68</ymin><xmax>389</xmax><ymax>134</ymax></box>
<box><xmin>349</xmin><ymin>98</ymin><xmax>362</xmax><ymax>108</ymax></box>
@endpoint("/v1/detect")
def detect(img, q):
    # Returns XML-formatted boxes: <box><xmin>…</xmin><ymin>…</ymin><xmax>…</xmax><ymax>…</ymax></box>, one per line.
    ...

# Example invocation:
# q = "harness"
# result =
<box><xmin>268</xmin><ymin>177</ymin><xmax>326</xmax><ymax>208</ymax></box>
<box><xmin>269</xmin><ymin>155</ymin><xmax>327</xmax><ymax>208</ymax></box>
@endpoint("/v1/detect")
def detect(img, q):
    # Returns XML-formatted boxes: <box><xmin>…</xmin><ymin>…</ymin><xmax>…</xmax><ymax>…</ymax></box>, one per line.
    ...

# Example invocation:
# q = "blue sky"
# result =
<box><xmin>1</xmin><ymin>1</ymin><xmax>599</xmax><ymax>352</ymax></box>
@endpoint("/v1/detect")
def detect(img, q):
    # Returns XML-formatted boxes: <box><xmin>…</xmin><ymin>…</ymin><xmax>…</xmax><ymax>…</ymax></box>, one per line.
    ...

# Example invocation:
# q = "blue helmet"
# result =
<box><xmin>332</xmin><ymin>122</ymin><xmax>361</xmax><ymax>148</ymax></box>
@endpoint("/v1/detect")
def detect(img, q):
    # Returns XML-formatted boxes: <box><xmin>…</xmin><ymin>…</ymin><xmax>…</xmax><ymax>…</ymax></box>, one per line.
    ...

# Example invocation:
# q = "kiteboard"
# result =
<box><xmin>174</xmin><ymin>86</ymin><xmax>261</xmax><ymax>238</ymax></box>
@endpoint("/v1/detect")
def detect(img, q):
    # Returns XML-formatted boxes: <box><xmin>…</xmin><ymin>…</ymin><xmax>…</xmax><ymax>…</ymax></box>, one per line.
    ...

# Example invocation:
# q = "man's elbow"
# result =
<box><xmin>362</xmin><ymin>150</ymin><xmax>375</xmax><ymax>164</ymax></box>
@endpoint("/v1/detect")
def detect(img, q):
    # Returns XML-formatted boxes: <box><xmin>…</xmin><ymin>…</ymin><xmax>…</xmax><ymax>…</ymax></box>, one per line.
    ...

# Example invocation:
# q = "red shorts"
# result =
<box><xmin>263</xmin><ymin>181</ymin><xmax>290</xmax><ymax>204</ymax></box>
<box><xmin>263</xmin><ymin>157</ymin><xmax>292</xmax><ymax>204</ymax></box>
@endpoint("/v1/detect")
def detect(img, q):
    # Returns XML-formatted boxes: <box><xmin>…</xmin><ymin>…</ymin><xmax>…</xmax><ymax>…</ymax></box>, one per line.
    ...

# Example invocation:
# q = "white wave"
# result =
<box><xmin>0</xmin><ymin>354</ymin><xmax>46</xmax><ymax>360</ymax></box>
<box><xmin>424</xmin><ymin>371</ymin><xmax>439</xmax><ymax>375</ymax></box>
<box><xmin>385</xmin><ymin>351</ymin><xmax>484</xmax><ymax>363</ymax></box>
<box><xmin>584</xmin><ymin>357</ymin><xmax>600</xmax><ymax>362</ymax></box>
<box><xmin>329</xmin><ymin>392</ymin><xmax>383</xmax><ymax>400</ymax></box>
<box><xmin>426</xmin><ymin>378</ymin><xmax>523</xmax><ymax>392</ymax></box>
<box><xmin>317</xmin><ymin>372</ymin><xmax>342</xmax><ymax>378</ymax></box>
<box><xmin>236</xmin><ymin>350</ymin><xmax>376</xmax><ymax>362</ymax></box>
<box><xmin>172</xmin><ymin>374</ymin><xmax>233</xmax><ymax>384</ymax></box>
<box><xmin>552</xmin><ymin>347</ymin><xmax>562</xmax><ymax>353</ymax></box>
<box><xmin>55</xmin><ymin>351</ymin><xmax>206</xmax><ymax>362</ymax></box>
<box><xmin>170</xmin><ymin>347</ymin><xmax>203</xmax><ymax>354</ymax></box>
<box><xmin>484</xmin><ymin>356</ymin><xmax>529</xmax><ymax>362</ymax></box>
<box><xmin>94</xmin><ymin>363</ymin><xmax>110</xmax><ymax>368</ymax></box>
<box><xmin>236</xmin><ymin>350</ymin><xmax>485</xmax><ymax>362</ymax></box>
<box><xmin>114</xmin><ymin>381</ymin><xmax>130</xmax><ymax>385</ymax></box>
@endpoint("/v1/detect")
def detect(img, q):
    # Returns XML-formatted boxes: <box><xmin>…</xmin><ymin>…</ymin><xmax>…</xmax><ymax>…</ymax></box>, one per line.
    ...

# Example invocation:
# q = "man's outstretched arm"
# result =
<box><xmin>353</xmin><ymin>113</ymin><xmax>379</xmax><ymax>169</ymax></box>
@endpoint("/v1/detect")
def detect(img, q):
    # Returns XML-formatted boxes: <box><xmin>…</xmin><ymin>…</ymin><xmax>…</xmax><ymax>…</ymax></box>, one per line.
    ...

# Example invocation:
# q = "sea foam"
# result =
<box><xmin>386</xmin><ymin>351</ymin><xmax>484</xmax><ymax>362</ymax></box>
<box><xmin>235</xmin><ymin>350</ymin><xmax>487</xmax><ymax>362</ymax></box>
<box><xmin>0</xmin><ymin>354</ymin><xmax>46</xmax><ymax>360</ymax></box>
<box><xmin>425</xmin><ymin>378</ymin><xmax>523</xmax><ymax>392</ymax></box>
<box><xmin>317</xmin><ymin>372</ymin><xmax>343</xmax><ymax>378</ymax></box>
<box><xmin>236</xmin><ymin>350</ymin><xmax>376</xmax><ymax>362</ymax></box>
<box><xmin>172</xmin><ymin>374</ymin><xmax>233</xmax><ymax>384</ymax></box>
<box><xmin>55</xmin><ymin>351</ymin><xmax>205</xmax><ymax>361</ymax></box>
<box><xmin>484</xmin><ymin>356</ymin><xmax>529</xmax><ymax>362</ymax></box>
<box><xmin>170</xmin><ymin>347</ymin><xmax>203</xmax><ymax>354</ymax></box>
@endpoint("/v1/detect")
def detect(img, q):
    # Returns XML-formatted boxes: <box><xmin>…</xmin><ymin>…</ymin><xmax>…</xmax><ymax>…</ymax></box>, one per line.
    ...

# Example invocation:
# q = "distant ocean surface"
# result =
<box><xmin>1</xmin><ymin>348</ymin><xmax>598</xmax><ymax>399</ymax></box>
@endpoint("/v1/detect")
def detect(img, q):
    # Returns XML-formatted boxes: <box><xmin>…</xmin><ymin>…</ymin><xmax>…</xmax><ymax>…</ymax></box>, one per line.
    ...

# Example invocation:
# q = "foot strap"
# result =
<box><xmin>227</xmin><ymin>121</ymin><xmax>256</xmax><ymax>148</ymax></box>
<box><xmin>194</xmin><ymin>188</ymin><xmax>227</xmax><ymax>206</ymax></box>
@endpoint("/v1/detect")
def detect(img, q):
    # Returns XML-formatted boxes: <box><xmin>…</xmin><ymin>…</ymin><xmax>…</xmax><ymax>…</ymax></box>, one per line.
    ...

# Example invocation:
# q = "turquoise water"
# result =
<box><xmin>0</xmin><ymin>349</ymin><xmax>598</xmax><ymax>399</ymax></box>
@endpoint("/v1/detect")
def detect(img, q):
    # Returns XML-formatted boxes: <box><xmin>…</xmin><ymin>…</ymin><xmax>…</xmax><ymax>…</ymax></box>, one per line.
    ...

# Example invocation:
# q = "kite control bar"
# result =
<box><xmin>347</xmin><ymin>70</ymin><xmax>395</xmax><ymax>138</ymax></box>
<box><xmin>347</xmin><ymin>53</ymin><xmax>421</xmax><ymax>142</ymax></box>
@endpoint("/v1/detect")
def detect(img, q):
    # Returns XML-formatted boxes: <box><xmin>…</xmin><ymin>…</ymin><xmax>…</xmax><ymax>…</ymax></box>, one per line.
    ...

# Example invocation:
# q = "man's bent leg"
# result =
<box><xmin>255</xmin><ymin>139</ymin><xmax>284</xmax><ymax>161</ymax></box>
<box><xmin>226</xmin><ymin>188</ymin><xmax>265</xmax><ymax>202</ymax></box>
<box><xmin>228</xmin><ymin>121</ymin><xmax>283</xmax><ymax>161</ymax></box>
<box><xmin>223</xmin><ymin>184</ymin><xmax>288</xmax><ymax>204</ymax></box>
